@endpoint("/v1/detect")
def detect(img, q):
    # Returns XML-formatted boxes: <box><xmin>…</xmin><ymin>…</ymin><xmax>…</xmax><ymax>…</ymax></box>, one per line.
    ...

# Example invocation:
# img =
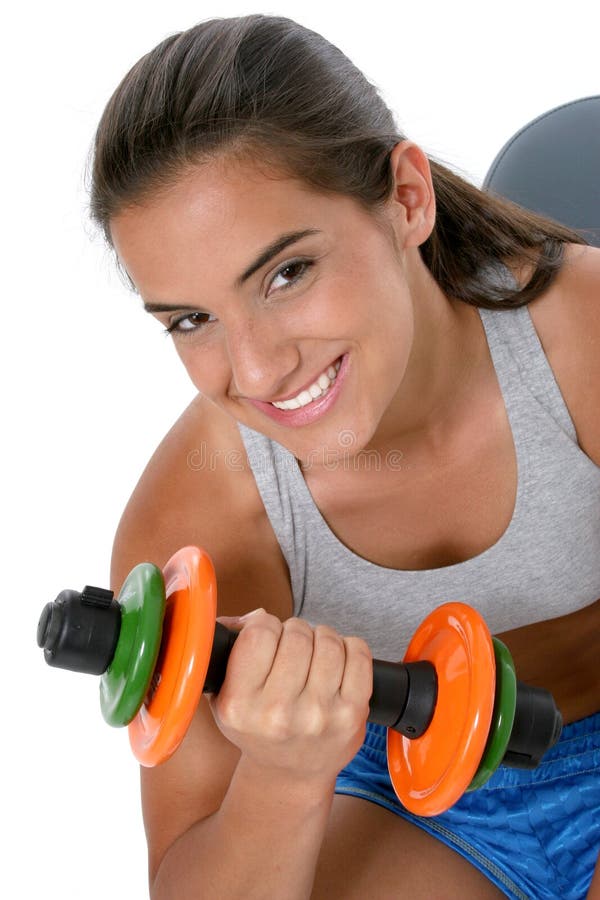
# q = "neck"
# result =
<box><xmin>365</xmin><ymin>257</ymin><xmax>488</xmax><ymax>457</ymax></box>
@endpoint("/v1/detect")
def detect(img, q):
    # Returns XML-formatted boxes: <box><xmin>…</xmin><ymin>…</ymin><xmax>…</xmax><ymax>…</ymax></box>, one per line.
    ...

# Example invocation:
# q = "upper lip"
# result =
<box><xmin>251</xmin><ymin>356</ymin><xmax>342</xmax><ymax>404</ymax></box>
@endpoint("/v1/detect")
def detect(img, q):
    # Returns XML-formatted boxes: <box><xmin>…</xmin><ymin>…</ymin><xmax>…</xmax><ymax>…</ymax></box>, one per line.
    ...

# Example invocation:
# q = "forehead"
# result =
<box><xmin>109</xmin><ymin>156</ymin><xmax>374</xmax><ymax>298</ymax></box>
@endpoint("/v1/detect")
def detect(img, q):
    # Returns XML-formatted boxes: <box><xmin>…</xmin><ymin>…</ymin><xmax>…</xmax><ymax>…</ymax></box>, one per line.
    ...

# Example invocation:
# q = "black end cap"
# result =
<box><xmin>37</xmin><ymin>587</ymin><xmax>121</xmax><ymax>676</ymax></box>
<box><xmin>503</xmin><ymin>681</ymin><xmax>563</xmax><ymax>769</ymax></box>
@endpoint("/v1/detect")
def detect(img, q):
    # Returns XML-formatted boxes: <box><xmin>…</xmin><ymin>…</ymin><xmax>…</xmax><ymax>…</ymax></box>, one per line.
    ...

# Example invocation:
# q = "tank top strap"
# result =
<box><xmin>236</xmin><ymin>421</ymin><xmax>310</xmax><ymax>603</ymax></box>
<box><xmin>477</xmin><ymin>304</ymin><xmax>578</xmax><ymax>442</ymax></box>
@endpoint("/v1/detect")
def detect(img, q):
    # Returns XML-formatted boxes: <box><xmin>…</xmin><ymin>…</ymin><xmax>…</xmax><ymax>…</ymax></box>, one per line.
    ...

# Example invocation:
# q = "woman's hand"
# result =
<box><xmin>207</xmin><ymin>609</ymin><xmax>373</xmax><ymax>787</ymax></box>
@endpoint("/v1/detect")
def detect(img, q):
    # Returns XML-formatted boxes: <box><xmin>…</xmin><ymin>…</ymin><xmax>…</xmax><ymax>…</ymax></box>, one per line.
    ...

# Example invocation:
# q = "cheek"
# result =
<box><xmin>365</xmin><ymin>284</ymin><xmax>414</xmax><ymax>390</ymax></box>
<box><xmin>175</xmin><ymin>340</ymin><xmax>230</xmax><ymax>396</ymax></box>
<box><xmin>287</xmin><ymin>277</ymin><xmax>365</xmax><ymax>338</ymax></box>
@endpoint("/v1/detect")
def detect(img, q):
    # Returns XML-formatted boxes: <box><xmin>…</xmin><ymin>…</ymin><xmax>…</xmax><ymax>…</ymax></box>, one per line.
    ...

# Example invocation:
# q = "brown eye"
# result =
<box><xmin>164</xmin><ymin>311</ymin><xmax>216</xmax><ymax>337</ymax></box>
<box><xmin>268</xmin><ymin>259</ymin><xmax>314</xmax><ymax>294</ymax></box>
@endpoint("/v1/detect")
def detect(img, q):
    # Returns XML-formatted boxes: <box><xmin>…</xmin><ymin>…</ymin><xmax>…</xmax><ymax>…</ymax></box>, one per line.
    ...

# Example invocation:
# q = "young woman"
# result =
<box><xmin>91</xmin><ymin>14</ymin><xmax>600</xmax><ymax>899</ymax></box>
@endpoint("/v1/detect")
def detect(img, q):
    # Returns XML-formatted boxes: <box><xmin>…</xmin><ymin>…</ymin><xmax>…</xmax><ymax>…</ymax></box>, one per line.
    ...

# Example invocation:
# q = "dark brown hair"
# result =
<box><xmin>89</xmin><ymin>13</ymin><xmax>587</xmax><ymax>309</ymax></box>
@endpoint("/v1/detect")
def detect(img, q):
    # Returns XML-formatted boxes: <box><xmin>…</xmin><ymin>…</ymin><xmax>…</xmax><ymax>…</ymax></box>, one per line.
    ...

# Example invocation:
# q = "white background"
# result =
<box><xmin>3</xmin><ymin>1</ymin><xmax>598</xmax><ymax>896</ymax></box>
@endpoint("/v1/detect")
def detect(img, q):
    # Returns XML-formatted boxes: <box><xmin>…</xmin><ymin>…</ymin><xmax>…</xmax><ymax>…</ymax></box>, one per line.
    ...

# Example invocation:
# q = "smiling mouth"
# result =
<box><xmin>269</xmin><ymin>358</ymin><xmax>342</xmax><ymax>410</ymax></box>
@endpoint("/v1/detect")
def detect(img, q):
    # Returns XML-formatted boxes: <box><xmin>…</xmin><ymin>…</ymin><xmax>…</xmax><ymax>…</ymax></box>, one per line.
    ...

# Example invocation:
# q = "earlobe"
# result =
<box><xmin>387</xmin><ymin>141</ymin><xmax>436</xmax><ymax>247</ymax></box>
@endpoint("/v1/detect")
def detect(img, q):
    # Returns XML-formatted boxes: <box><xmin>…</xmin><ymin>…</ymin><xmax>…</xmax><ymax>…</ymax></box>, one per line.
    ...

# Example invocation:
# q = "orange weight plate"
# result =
<box><xmin>129</xmin><ymin>546</ymin><xmax>217</xmax><ymax>766</ymax></box>
<box><xmin>387</xmin><ymin>602</ymin><xmax>495</xmax><ymax>816</ymax></box>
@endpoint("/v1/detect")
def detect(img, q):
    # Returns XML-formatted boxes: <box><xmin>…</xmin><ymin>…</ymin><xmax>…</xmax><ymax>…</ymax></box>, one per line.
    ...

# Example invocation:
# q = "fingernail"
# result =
<box><xmin>237</xmin><ymin>607</ymin><xmax>265</xmax><ymax>621</ymax></box>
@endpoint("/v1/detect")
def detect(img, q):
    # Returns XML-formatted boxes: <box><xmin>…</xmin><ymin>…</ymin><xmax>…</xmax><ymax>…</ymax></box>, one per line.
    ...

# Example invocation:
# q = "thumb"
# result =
<box><xmin>216</xmin><ymin>607</ymin><xmax>265</xmax><ymax>632</ymax></box>
<box><xmin>205</xmin><ymin>609</ymin><xmax>266</xmax><ymax>705</ymax></box>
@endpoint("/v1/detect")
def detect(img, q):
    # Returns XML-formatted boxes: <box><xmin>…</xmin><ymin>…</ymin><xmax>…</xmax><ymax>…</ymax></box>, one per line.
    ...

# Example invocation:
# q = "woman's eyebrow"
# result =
<box><xmin>234</xmin><ymin>227</ymin><xmax>322</xmax><ymax>288</ymax></box>
<box><xmin>143</xmin><ymin>227</ymin><xmax>321</xmax><ymax>314</ymax></box>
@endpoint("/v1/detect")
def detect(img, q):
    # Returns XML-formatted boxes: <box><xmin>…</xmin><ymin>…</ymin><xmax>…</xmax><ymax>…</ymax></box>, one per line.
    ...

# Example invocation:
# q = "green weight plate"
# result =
<box><xmin>467</xmin><ymin>637</ymin><xmax>517</xmax><ymax>791</ymax></box>
<box><xmin>100</xmin><ymin>563</ymin><xmax>166</xmax><ymax>727</ymax></box>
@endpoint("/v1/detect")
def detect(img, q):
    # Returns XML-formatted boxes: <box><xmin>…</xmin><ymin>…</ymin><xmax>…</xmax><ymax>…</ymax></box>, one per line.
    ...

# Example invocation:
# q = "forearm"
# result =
<box><xmin>151</xmin><ymin>758</ymin><xmax>335</xmax><ymax>900</ymax></box>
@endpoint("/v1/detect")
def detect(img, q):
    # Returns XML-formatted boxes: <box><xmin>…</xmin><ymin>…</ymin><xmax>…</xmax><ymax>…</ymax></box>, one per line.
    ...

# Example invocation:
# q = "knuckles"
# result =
<box><xmin>261</xmin><ymin>700</ymin><xmax>307</xmax><ymax>741</ymax></box>
<box><xmin>281</xmin><ymin>617</ymin><xmax>316</xmax><ymax>647</ymax></box>
<box><xmin>313</xmin><ymin>624</ymin><xmax>345</xmax><ymax>653</ymax></box>
<box><xmin>217</xmin><ymin>688</ymin><xmax>367</xmax><ymax>744</ymax></box>
<box><xmin>214</xmin><ymin>690</ymin><xmax>249</xmax><ymax>733</ymax></box>
<box><xmin>344</xmin><ymin>635</ymin><xmax>372</xmax><ymax>659</ymax></box>
<box><xmin>255</xmin><ymin>698</ymin><xmax>364</xmax><ymax>742</ymax></box>
<box><xmin>214</xmin><ymin>617</ymin><xmax>373</xmax><ymax>747</ymax></box>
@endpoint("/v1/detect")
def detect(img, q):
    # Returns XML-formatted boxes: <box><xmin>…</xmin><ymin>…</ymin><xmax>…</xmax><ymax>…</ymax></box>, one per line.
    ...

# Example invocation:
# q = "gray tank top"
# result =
<box><xmin>237</xmin><ymin>305</ymin><xmax>600</xmax><ymax>660</ymax></box>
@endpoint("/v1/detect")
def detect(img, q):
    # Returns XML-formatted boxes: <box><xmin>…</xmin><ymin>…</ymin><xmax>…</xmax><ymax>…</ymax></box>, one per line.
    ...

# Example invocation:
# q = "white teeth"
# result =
<box><xmin>296</xmin><ymin>390</ymin><xmax>313</xmax><ymax>406</ymax></box>
<box><xmin>271</xmin><ymin>358</ymin><xmax>342</xmax><ymax>410</ymax></box>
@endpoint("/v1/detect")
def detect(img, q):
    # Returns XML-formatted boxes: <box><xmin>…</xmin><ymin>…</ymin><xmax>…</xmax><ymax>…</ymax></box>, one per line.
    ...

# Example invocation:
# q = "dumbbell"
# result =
<box><xmin>37</xmin><ymin>545</ymin><xmax>562</xmax><ymax>817</ymax></box>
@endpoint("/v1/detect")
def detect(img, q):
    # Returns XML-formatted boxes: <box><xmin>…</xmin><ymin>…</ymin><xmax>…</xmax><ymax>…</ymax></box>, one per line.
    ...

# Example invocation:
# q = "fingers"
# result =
<box><xmin>265</xmin><ymin>617</ymin><xmax>315</xmax><ymax>696</ymax></box>
<box><xmin>218</xmin><ymin>612</ymin><xmax>318</xmax><ymax>699</ymax></box>
<box><xmin>219</xmin><ymin>609</ymin><xmax>282</xmax><ymax>695</ymax></box>
<box><xmin>211</xmin><ymin>610</ymin><xmax>374</xmax><ymax>779</ymax></box>
<box><xmin>216</xmin><ymin>610</ymin><xmax>372</xmax><ymax>715</ymax></box>
<box><xmin>304</xmin><ymin>625</ymin><xmax>347</xmax><ymax>697</ymax></box>
<box><xmin>339</xmin><ymin>636</ymin><xmax>373</xmax><ymax>706</ymax></box>
<box><xmin>305</xmin><ymin>628</ymin><xmax>372</xmax><ymax>729</ymax></box>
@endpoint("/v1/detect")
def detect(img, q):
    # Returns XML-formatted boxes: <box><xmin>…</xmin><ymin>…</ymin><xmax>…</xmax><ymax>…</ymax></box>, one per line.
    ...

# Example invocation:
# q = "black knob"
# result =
<box><xmin>37</xmin><ymin>586</ymin><xmax>121</xmax><ymax>676</ymax></box>
<box><xmin>503</xmin><ymin>681</ymin><xmax>563</xmax><ymax>768</ymax></box>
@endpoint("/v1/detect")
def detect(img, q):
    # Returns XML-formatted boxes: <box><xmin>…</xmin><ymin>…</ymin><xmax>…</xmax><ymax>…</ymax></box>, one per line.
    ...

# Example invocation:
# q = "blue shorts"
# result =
<box><xmin>335</xmin><ymin>712</ymin><xmax>600</xmax><ymax>899</ymax></box>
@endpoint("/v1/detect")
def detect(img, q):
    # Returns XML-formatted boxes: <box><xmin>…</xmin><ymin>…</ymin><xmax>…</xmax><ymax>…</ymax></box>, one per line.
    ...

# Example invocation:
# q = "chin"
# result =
<box><xmin>286</xmin><ymin>415</ymin><xmax>378</xmax><ymax>471</ymax></box>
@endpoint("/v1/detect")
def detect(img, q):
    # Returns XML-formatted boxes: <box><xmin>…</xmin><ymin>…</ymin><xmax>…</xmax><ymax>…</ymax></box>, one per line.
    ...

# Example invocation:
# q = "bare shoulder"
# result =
<box><xmin>110</xmin><ymin>392</ymin><xmax>293</xmax><ymax>619</ymax></box>
<box><xmin>528</xmin><ymin>242</ymin><xmax>600</xmax><ymax>466</ymax></box>
<box><xmin>528</xmin><ymin>242</ymin><xmax>600</xmax><ymax>340</ymax></box>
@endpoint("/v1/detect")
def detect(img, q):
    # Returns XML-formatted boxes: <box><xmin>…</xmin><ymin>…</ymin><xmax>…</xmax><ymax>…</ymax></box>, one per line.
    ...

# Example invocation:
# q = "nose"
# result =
<box><xmin>225</xmin><ymin>315</ymin><xmax>300</xmax><ymax>401</ymax></box>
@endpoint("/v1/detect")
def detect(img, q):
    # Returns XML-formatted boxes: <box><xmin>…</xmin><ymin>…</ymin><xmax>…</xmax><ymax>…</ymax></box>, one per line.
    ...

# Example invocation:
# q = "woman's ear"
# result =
<box><xmin>386</xmin><ymin>140</ymin><xmax>436</xmax><ymax>248</ymax></box>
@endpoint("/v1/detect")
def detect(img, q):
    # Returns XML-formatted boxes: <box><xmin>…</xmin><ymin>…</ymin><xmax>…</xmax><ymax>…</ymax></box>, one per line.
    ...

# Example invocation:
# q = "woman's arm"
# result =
<box><xmin>109</xmin><ymin>399</ymin><xmax>372</xmax><ymax>899</ymax></box>
<box><xmin>528</xmin><ymin>243</ymin><xmax>600</xmax><ymax>471</ymax></box>
<box><xmin>141</xmin><ymin>615</ymin><xmax>370</xmax><ymax>900</ymax></box>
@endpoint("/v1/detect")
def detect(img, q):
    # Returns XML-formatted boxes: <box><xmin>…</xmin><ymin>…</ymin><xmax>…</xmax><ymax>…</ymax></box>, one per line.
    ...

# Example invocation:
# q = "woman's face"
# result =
<box><xmin>110</xmin><ymin>154</ymin><xmax>421</xmax><ymax>465</ymax></box>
